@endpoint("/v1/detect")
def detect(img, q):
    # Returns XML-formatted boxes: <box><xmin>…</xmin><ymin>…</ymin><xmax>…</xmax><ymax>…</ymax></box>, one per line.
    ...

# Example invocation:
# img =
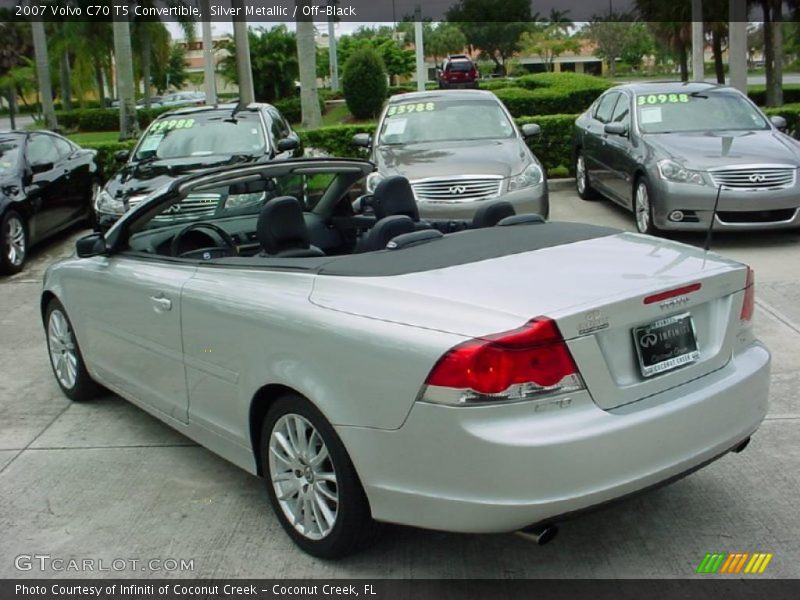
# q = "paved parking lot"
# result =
<box><xmin>1</xmin><ymin>185</ymin><xmax>799</xmax><ymax>579</ymax></box>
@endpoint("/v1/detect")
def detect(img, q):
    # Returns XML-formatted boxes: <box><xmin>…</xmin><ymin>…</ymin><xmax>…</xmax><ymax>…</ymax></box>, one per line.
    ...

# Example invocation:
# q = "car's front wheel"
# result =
<box><xmin>1</xmin><ymin>210</ymin><xmax>28</xmax><ymax>275</ymax></box>
<box><xmin>45</xmin><ymin>299</ymin><xmax>101</xmax><ymax>401</ymax></box>
<box><xmin>261</xmin><ymin>394</ymin><xmax>381</xmax><ymax>558</ymax></box>
<box><xmin>575</xmin><ymin>152</ymin><xmax>598</xmax><ymax>200</ymax></box>
<box><xmin>634</xmin><ymin>176</ymin><xmax>660</xmax><ymax>235</ymax></box>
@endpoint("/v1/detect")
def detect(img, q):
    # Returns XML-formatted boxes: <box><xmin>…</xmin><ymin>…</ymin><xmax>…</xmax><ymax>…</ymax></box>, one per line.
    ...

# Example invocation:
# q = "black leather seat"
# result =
<box><xmin>472</xmin><ymin>200</ymin><xmax>516</xmax><ymax>228</ymax></box>
<box><xmin>256</xmin><ymin>196</ymin><xmax>325</xmax><ymax>258</ymax></box>
<box><xmin>358</xmin><ymin>215</ymin><xmax>416</xmax><ymax>252</ymax></box>
<box><xmin>373</xmin><ymin>176</ymin><xmax>421</xmax><ymax>221</ymax></box>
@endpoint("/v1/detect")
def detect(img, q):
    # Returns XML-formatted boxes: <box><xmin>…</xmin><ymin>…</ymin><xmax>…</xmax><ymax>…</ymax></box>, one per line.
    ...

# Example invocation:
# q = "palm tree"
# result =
<box><xmin>297</xmin><ymin>2</ymin><xmax>322</xmax><ymax>128</ymax></box>
<box><xmin>31</xmin><ymin>20</ymin><xmax>57</xmax><ymax>129</ymax></box>
<box><xmin>113</xmin><ymin>18</ymin><xmax>138</xmax><ymax>140</ymax></box>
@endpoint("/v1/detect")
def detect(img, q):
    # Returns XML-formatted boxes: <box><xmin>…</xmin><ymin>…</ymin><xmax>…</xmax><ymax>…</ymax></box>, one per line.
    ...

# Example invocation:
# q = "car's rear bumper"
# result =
<box><xmin>336</xmin><ymin>341</ymin><xmax>769</xmax><ymax>533</ymax></box>
<box><xmin>652</xmin><ymin>178</ymin><xmax>800</xmax><ymax>230</ymax></box>
<box><xmin>417</xmin><ymin>184</ymin><xmax>549</xmax><ymax>220</ymax></box>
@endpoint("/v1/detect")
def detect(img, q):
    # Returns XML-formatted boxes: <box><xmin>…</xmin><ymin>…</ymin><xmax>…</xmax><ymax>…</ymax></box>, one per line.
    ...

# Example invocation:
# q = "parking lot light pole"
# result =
<box><xmin>414</xmin><ymin>5</ymin><xmax>425</xmax><ymax>92</ymax></box>
<box><xmin>328</xmin><ymin>17</ymin><xmax>339</xmax><ymax>92</ymax></box>
<box><xmin>728</xmin><ymin>0</ymin><xmax>747</xmax><ymax>93</ymax></box>
<box><xmin>232</xmin><ymin>0</ymin><xmax>255</xmax><ymax>104</ymax></box>
<box><xmin>200</xmin><ymin>0</ymin><xmax>217</xmax><ymax>105</ymax></box>
<box><xmin>691</xmin><ymin>0</ymin><xmax>705</xmax><ymax>82</ymax></box>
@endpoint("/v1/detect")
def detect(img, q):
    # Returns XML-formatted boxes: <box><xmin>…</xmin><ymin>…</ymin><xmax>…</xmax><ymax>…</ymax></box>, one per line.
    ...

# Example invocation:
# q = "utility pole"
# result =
<box><xmin>327</xmin><ymin>17</ymin><xmax>339</xmax><ymax>92</ymax></box>
<box><xmin>691</xmin><ymin>0</ymin><xmax>705</xmax><ymax>82</ymax></box>
<box><xmin>728</xmin><ymin>0</ymin><xmax>747</xmax><ymax>92</ymax></box>
<box><xmin>414</xmin><ymin>5</ymin><xmax>425</xmax><ymax>92</ymax></box>
<box><xmin>231</xmin><ymin>0</ymin><xmax>255</xmax><ymax>103</ymax></box>
<box><xmin>200</xmin><ymin>0</ymin><xmax>217</xmax><ymax>104</ymax></box>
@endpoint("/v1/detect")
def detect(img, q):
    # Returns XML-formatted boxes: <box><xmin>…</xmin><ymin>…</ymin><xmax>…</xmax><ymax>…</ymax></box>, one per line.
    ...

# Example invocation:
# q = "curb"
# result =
<box><xmin>548</xmin><ymin>178</ymin><xmax>575</xmax><ymax>192</ymax></box>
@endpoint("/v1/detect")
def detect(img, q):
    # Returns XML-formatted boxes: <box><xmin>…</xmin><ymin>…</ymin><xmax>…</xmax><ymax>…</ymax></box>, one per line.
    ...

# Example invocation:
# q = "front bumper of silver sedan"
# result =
<box><xmin>416</xmin><ymin>182</ymin><xmax>549</xmax><ymax>221</ymax></box>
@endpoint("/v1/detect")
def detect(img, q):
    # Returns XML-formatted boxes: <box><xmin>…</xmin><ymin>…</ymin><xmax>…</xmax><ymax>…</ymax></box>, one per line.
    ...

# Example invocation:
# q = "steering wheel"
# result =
<box><xmin>170</xmin><ymin>222</ymin><xmax>239</xmax><ymax>260</ymax></box>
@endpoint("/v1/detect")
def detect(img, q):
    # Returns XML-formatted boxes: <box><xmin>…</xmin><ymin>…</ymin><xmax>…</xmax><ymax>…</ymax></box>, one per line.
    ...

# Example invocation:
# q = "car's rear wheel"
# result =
<box><xmin>575</xmin><ymin>152</ymin><xmax>598</xmax><ymax>200</ymax></box>
<box><xmin>1</xmin><ymin>210</ymin><xmax>28</xmax><ymax>275</ymax></box>
<box><xmin>45</xmin><ymin>299</ymin><xmax>101</xmax><ymax>401</ymax></box>
<box><xmin>261</xmin><ymin>394</ymin><xmax>381</xmax><ymax>558</ymax></box>
<box><xmin>634</xmin><ymin>176</ymin><xmax>660</xmax><ymax>235</ymax></box>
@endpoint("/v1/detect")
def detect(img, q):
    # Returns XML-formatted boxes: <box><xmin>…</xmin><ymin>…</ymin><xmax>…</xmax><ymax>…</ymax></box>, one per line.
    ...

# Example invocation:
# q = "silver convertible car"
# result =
<box><xmin>42</xmin><ymin>158</ymin><xmax>769</xmax><ymax>558</ymax></box>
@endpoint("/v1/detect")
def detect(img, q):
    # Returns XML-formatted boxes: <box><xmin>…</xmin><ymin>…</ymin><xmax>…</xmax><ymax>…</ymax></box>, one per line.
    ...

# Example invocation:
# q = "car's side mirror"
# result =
<box><xmin>770</xmin><ymin>115</ymin><xmax>788</xmax><ymax>131</ymax></box>
<box><xmin>521</xmin><ymin>123</ymin><xmax>541</xmax><ymax>138</ymax></box>
<box><xmin>352</xmin><ymin>133</ymin><xmax>372</xmax><ymax>148</ymax></box>
<box><xmin>30</xmin><ymin>161</ymin><xmax>54</xmax><ymax>174</ymax></box>
<box><xmin>604</xmin><ymin>122</ymin><xmax>628</xmax><ymax>137</ymax></box>
<box><xmin>76</xmin><ymin>233</ymin><xmax>107</xmax><ymax>258</ymax></box>
<box><xmin>115</xmin><ymin>150</ymin><xmax>130</xmax><ymax>163</ymax></box>
<box><xmin>276</xmin><ymin>137</ymin><xmax>299</xmax><ymax>152</ymax></box>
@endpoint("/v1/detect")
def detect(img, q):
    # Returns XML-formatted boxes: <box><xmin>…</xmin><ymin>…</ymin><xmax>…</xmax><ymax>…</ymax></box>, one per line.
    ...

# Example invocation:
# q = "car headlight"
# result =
<box><xmin>225</xmin><ymin>191</ymin><xmax>265</xmax><ymax>210</ymax></box>
<box><xmin>94</xmin><ymin>189</ymin><xmax>126</xmax><ymax>215</ymax></box>
<box><xmin>508</xmin><ymin>164</ymin><xmax>544</xmax><ymax>191</ymax></box>
<box><xmin>366</xmin><ymin>172</ymin><xmax>385</xmax><ymax>194</ymax></box>
<box><xmin>657</xmin><ymin>159</ymin><xmax>706</xmax><ymax>186</ymax></box>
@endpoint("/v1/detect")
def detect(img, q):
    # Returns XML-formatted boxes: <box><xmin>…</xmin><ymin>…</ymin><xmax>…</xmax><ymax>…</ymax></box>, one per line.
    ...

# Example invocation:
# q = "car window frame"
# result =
<box><xmin>609</xmin><ymin>92</ymin><xmax>632</xmax><ymax>129</ymax></box>
<box><xmin>593</xmin><ymin>92</ymin><xmax>621</xmax><ymax>124</ymax></box>
<box><xmin>25</xmin><ymin>132</ymin><xmax>61</xmax><ymax>167</ymax></box>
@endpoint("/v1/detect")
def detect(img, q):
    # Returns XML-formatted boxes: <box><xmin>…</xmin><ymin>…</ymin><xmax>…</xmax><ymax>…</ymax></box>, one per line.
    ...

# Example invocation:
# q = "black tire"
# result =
<box><xmin>575</xmin><ymin>151</ymin><xmax>599</xmax><ymax>201</ymax></box>
<box><xmin>633</xmin><ymin>175</ymin><xmax>661</xmax><ymax>236</ymax></box>
<box><xmin>45</xmin><ymin>298</ymin><xmax>101</xmax><ymax>401</ymax></box>
<box><xmin>261</xmin><ymin>394</ymin><xmax>382</xmax><ymax>558</ymax></box>
<box><xmin>1</xmin><ymin>210</ymin><xmax>28</xmax><ymax>275</ymax></box>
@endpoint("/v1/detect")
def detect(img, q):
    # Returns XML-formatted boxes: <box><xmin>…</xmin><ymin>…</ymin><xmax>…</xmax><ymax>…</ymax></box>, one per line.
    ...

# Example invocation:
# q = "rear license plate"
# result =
<box><xmin>632</xmin><ymin>313</ymin><xmax>699</xmax><ymax>378</ymax></box>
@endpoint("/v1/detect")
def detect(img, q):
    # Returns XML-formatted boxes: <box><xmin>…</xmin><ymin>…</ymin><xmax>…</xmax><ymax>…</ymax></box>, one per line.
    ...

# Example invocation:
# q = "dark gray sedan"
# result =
<box><xmin>573</xmin><ymin>82</ymin><xmax>800</xmax><ymax>234</ymax></box>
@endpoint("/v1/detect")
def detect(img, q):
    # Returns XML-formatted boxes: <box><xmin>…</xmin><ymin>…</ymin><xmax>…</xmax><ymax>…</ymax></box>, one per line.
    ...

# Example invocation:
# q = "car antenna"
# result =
<box><xmin>704</xmin><ymin>184</ymin><xmax>723</xmax><ymax>251</ymax></box>
<box><xmin>225</xmin><ymin>98</ymin><xmax>247</xmax><ymax>123</ymax></box>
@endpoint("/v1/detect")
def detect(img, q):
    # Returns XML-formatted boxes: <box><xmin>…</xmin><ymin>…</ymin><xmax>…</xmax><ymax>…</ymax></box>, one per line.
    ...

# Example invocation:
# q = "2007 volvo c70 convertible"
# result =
<box><xmin>41</xmin><ymin>158</ymin><xmax>770</xmax><ymax>558</ymax></box>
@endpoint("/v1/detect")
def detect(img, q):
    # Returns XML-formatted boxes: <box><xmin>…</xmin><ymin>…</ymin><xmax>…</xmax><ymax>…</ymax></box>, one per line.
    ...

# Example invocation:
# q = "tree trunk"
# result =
<box><xmin>297</xmin><ymin>4</ymin><xmax>322</xmax><ymax>129</ymax></box>
<box><xmin>141</xmin><ymin>25</ymin><xmax>152</xmax><ymax>109</ymax></box>
<box><xmin>771</xmin><ymin>0</ymin><xmax>783</xmax><ymax>106</ymax></box>
<box><xmin>6</xmin><ymin>88</ymin><xmax>16</xmax><ymax>130</ymax></box>
<box><xmin>31</xmin><ymin>20</ymin><xmax>58</xmax><ymax>130</ymax></box>
<box><xmin>60</xmin><ymin>51</ymin><xmax>72</xmax><ymax>111</ymax></box>
<box><xmin>608</xmin><ymin>57</ymin><xmax>616</xmax><ymax>78</ymax></box>
<box><xmin>763</xmin><ymin>1</ymin><xmax>775</xmax><ymax>105</ymax></box>
<box><xmin>113</xmin><ymin>19</ymin><xmax>139</xmax><ymax>140</ymax></box>
<box><xmin>678</xmin><ymin>42</ymin><xmax>689</xmax><ymax>82</ymax></box>
<box><xmin>94</xmin><ymin>60</ymin><xmax>105</xmax><ymax>108</ymax></box>
<box><xmin>712</xmin><ymin>29</ymin><xmax>725</xmax><ymax>84</ymax></box>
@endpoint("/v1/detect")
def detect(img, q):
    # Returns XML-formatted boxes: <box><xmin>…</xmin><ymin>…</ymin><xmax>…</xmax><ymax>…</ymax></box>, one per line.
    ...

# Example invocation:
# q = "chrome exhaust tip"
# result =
<box><xmin>733</xmin><ymin>437</ymin><xmax>751</xmax><ymax>454</ymax></box>
<box><xmin>516</xmin><ymin>523</ymin><xmax>558</xmax><ymax>545</ymax></box>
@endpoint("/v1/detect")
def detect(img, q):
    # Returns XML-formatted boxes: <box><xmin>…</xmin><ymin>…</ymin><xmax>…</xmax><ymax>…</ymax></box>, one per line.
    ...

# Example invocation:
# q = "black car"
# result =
<box><xmin>1</xmin><ymin>131</ymin><xmax>99</xmax><ymax>274</ymax></box>
<box><xmin>94</xmin><ymin>102</ymin><xmax>301</xmax><ymax>231</ymax></box>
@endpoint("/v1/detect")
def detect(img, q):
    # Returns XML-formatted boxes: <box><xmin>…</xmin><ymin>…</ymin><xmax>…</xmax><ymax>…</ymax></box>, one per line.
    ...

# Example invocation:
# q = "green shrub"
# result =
<box><xmin>764</xmin><ymin>103</ymin><xmax>800</xmax><ymax>138</ymax></box>
<box><xmin>342</xmin><ymin>49</ymin><xmax>388</xmax><ymax>120</ymax></box>
<box><xmin>55</xmin><ymin>105</ymin><xmax>189</xmax><ymax>132</ymax></box>
<box><xmin>493</xmin><ymin>73</ymin><xmax>612</xmax><ymax>117</ymax></box>
<box><xmin>299</xmin><ymin>124</ymin><xmax>377</xmax><ymax>159</ymax></box>
<box><xmin>748</xmin><ymin>85</ymin><xmax>800</xmax><ymax>106</ymax></box>
<box><xmin>85</xmin><ymin>140</ymin><xmax>137</xmax><ymax>180</ymax></box>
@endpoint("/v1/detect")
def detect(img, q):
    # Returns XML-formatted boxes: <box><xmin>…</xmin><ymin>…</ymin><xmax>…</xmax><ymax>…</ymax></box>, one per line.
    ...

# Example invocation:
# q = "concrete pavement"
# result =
<box><xmin>1</xmin><ymin>190</ymin><xmax>799</xmax><ymax>578</ymax></box>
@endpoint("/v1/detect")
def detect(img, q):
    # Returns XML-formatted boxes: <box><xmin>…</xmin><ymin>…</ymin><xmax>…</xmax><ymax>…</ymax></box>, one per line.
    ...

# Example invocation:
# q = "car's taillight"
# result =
<box><xmin>469</xmin><ymin>68</ymin><xmax>477</xmax><ymax>78</ymax></box>
<box><xmin>740</xmin><ymin>266</ymin><xmax>755</xmax><ymax>322</ymax></box>
<box><xmin>420</xmin><ymin>317</ymin><xmax>584</xmax><ymax>406</ymax></box>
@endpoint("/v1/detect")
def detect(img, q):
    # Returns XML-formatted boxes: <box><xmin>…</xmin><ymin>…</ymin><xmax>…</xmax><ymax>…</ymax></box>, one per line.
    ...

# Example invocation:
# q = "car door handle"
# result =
<box><xmin>149</xmin><ymin>295</ymin><xmax>172</xmax><ymax>312</ymax></box>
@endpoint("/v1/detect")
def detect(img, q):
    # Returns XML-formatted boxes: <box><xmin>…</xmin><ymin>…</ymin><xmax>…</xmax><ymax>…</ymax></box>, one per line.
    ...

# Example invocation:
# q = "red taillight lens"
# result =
<box><xmin>424</xmin><ymin>318</ymin><xmax>578</xmax><ymax>395</ymax></box>
<box><xmin>740</xmin><ymin>267</ymin><xmax>755</xmax><ymax>321</ymax></box>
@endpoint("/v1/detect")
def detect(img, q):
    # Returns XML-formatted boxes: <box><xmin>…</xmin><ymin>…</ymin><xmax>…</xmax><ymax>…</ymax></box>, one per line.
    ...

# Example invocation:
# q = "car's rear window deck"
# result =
<box><xmin>213</xmin><ymin>221</ymin><xmax>621</xmax><ymax>277</ymax></box>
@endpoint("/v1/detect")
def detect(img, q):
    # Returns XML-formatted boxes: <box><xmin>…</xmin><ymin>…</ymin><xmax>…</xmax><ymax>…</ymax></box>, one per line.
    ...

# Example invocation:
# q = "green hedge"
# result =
<box><xmin>56</xmin><ymin>106</ymin><xmax>187</xmax><ymax>132</ymax></box>
<box><xmin>493</xmin><ymin>73</ymin><xmax>612</xmax><ymax>117</ymax></box>
<box><xmin>272</xmin><ymin>96</ymin><xmax>326</xmax><ymax>125</ymax></box>
<box><xmin>748</xmin><ymin>85</ymin><xmax>800</xmax><ymax>106</ymax></box>
<box><xmin>764</xmin><ymin>103</ymin><xmax>800</xmax><ymax>138</ymax></box>
<box><xmin>86</xmin><ymin>140</ymin><xmax>137</xmax><ymax>180</ymax></box>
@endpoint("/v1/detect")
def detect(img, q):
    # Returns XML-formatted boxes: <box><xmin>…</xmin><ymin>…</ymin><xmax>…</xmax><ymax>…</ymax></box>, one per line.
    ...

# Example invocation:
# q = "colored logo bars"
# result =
<box><xmin>697</xmin><ymin>552</ymin><xmax>773</xmax><ymax>574</ymax></box>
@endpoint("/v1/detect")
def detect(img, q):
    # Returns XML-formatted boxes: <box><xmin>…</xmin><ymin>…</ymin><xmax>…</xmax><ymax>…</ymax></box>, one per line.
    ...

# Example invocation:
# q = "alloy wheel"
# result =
<box><xmin>48</xmin><ymin>309</ymin><xmax>78</xmax><ymax>389</ymax></box>
<box><xmin>5</xmin><ymin>215</ymin><xmax>26</xmax><ymax>267</ymax></box>
<box><xmin>635</xmin><ymin>181</ymin><xmax>651</xmax><ymax>233</ymax></box>
<box><xmin>268</xmin><ymin>413</ymin><xmax>339</xmax><ymax>540</ymax></box>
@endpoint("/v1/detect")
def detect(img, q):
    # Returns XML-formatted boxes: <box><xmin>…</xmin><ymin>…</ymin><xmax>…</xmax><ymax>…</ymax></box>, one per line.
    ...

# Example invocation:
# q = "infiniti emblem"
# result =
<box><xmin>449</xmin><ymin>185</ymin><xmax>467</xmax><ymax>194</ymax></box>
<box><xmin>640</xmin><ymin>333</ymin><xmax>659</xmax><ymax>348</ymax></box>
<box><xmin>748</xmin><ymin>173</ymin><xmax>766</xmax><ymax>183</ymax></box>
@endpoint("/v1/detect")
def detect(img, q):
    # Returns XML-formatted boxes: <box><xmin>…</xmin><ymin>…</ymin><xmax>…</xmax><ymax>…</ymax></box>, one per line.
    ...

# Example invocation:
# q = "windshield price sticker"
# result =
<box><xmin>387</xmin><ymin>102</ymin><xmax>436</xmax><ymax>117</ymax></box>
<box><xmin>637</xmin><ymin>93</ymin><xmax>690</xmax><ymax>106</ymax></box>
<box><xmin>149</xmin><ymin>118</ymin><xmax>195</xmax><ymax>133</ymax></box>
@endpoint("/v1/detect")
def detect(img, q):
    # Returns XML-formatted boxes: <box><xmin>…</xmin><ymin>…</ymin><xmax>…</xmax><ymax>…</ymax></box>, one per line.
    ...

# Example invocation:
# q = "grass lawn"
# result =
<box><xmin>67</xmin><ymin>131</ymin><xmax>121</xmax><ymax>145</ymax></box>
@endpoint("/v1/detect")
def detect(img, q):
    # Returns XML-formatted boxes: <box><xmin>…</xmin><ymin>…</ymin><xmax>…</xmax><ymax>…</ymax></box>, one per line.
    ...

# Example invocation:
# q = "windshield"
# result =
<box><xmin>133</xmin><ymin>112</ymin><xmax>266</xmax><ymax>162</ymax></box>
<box><xmin>0</xmin><ymin>137</ymin><xmax>22</xmax><ymax>175</ymax></box>
<box><xmin>636</xmin><ymin>91</ymin><xmax>770</xmax><ymax>134</ymax></box>
<box><xmin>379</xmin><ymin>99</ymin><xmax>515</xmax><ymax>145</ymax></box>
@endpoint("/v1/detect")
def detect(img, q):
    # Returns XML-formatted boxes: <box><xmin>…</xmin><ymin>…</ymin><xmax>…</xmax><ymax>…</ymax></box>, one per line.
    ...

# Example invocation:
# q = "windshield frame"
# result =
<box><xmin>376</xmin><ymin>96</ymin><xmax>519</xmax><ymax>147</ymax></box>
<box><xmin>129</xmin><ymin>108</ymin><xmax>269</xmax><ymax>163</ymax></box>
<box><xmin>633</xmin><ymin>89</ymin><xmax>771</xmax><ymax>135</ymax></box>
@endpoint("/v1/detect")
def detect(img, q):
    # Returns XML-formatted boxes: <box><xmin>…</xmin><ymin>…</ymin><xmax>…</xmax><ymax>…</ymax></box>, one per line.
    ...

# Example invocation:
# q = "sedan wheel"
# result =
<box><xmin>45</xmin><ymin>299</ymin><xmax>100</xmax><ymax>401</ymax></box>
<box><xmin>1</xmin><ymin>211</ymin><xmax>27</xmax><ymax>275</ymax></box>
<box><xmin>634</xmin><ymin>178</ymin><xmax>659</xmax><ymax>235</ymax></box>
<box><xmin>261</xmin><ymin>394</ymin><xmax>381</xmax><ymax>558</ymax></box>
<box><xmin>575</xmin><ymin>152</ymin><xmax>598</xmax><ymax>200</ymax></box>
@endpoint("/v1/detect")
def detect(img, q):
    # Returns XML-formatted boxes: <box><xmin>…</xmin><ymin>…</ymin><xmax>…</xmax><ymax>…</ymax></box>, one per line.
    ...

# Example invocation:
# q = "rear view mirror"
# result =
<box><xmin>76</xmin><ymin>233</ymin><xmax>107</xmax><ymax>258</ymax></box>
<box><xmin>115</xmin><ymin>150</ymin><xmax>130</xmax><ymax>163</ymax></box>
<box><xmin>770</xmin><ymin>115</ymin><xmax>788</xmax><ymax>131</ymax></box>
<box><xmin>604</xmin><ymin>122</ymin><xmax>628</xmax><ymax>136</ymax></box>
<box><xmin>277</xmin><ymin>137</ymin><xmax>299</xmax><ymax>152</ymax></box>
<box><xmin>521</xmin><ymin>123</ymin><xmax>541</xmax><ymax>138</ymax></box>
<box><xmin>352</xmin><ymin>133</ymin><xmax>372</xmax><ymax>148</ymax></box>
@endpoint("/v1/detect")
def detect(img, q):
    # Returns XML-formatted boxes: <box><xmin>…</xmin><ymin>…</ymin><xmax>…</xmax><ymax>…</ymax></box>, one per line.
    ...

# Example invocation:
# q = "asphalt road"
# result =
<box><xmin>1</xmin><ymin>186</ymin><xmax>799</xmax><ymax>579</ymax></box>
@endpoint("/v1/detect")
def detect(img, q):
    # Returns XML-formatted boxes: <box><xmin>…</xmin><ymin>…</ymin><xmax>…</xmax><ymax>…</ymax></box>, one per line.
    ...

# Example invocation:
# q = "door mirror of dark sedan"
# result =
<box><xmin>352</xmin><ymin>133</ymin><xmax>372</xmax><ymax>148</ymax></box>
<box><xmin>604</xmin><ymin>122</ymin><xmax>628</xmax><ymax>137</ymax></box>
<box><xmin>76</xmin><ymin>233</ymin><xmax>107</xmax><ymax>258</ymax></box>
<box><xmin>276</xmin><ymin>137</ymin><xmax>299</xmax><ymax>152</ymax></box>
<box><xmin>114</xmin><ymin>150</ymin><xmax>130</xmax><ymax>163</ymax></box>
<box><xmin>521</xmin><ymin>123</ymin><xmax>541</xmax><ymax>138</ymax></box>
<box><xmin>770</xmin><ymin>115</ymin><xmax>788</xmax><ymax>131</ymax></box>
<box><xmin>30</xmin><ymin>161</ymin><xmax>54</xmax><ymax>174</ymax></box>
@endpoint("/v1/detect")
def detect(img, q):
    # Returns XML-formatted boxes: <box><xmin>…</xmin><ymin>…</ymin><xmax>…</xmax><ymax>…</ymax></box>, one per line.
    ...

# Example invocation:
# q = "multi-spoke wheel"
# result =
<box><xmin>45</xmin><ymin>299</ymin><xmax>100</xmax><ymax>401</ymax></box>
<box><xmin>575</xmin><ymin>151</ymin><xmax>598</xmax><ymax>201</ymax></box>
<box><xmin>1</xmin><ymin>210</ymin><xmax>28</xmax><ymax>275</ymax></box>
<box><xmin>261</xmin><ymin>394</ymin><xmax>381</xmax><ymax>558</ymax></box>
<box><xmin>634</xmin><ymin>176</ymin><xmax>659</xmax><ymax>235</ymax></box>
